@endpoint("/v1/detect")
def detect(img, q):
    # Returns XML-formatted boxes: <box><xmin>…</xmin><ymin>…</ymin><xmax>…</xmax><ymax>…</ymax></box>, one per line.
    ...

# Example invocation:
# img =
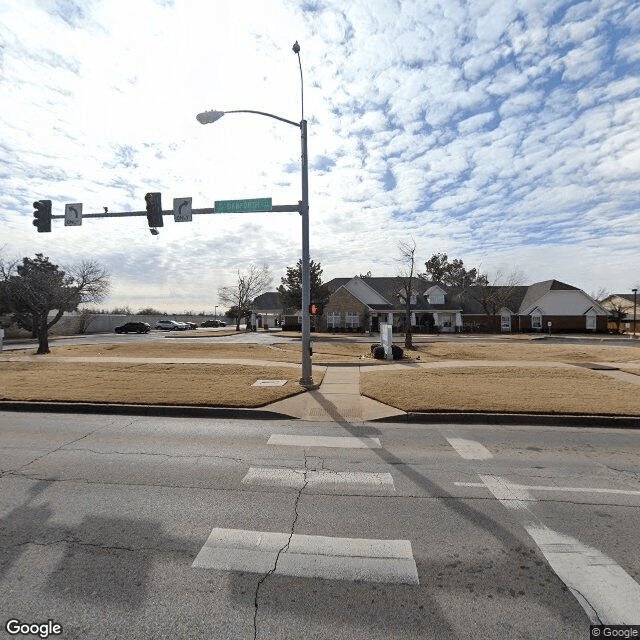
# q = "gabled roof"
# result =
<box><xmin>252</xmin><ymin>291</ymin><xmax>283</xmax><ymax>310</ymax></box>
<box><xmin>343</xmin><ymin>277</ymin><xmax>390</xmax><ymax>306</ymax></box>
<box><xmin>518</xmin><ymin>280</ymin><xmax>578</xmax><ymax>313</ymax></box>
<box><xmin>325</xmin><ymin>276</ymin><xmax>434</xmax><ymax>307</ymax></box>
<box><xmin>445</xmin><ymin>286</ymin><xmax>529</xmax><ymax>315</ymax></box>
<box><xmin>601</xmin><ymin>293</ymin><xmax>637</xmax><ymax>304</ymax></box>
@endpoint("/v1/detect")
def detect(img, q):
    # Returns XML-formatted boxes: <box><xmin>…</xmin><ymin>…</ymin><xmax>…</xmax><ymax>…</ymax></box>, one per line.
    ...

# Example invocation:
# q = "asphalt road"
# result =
<box><xmin>1</xmin><ymin>327</ymin><xmax>299</xmax><ymax>351</ymax></box>
<box><xmin>1</xmin><ymin>412</ymin><xmax>639</xmax><ymax>639</ymax></box>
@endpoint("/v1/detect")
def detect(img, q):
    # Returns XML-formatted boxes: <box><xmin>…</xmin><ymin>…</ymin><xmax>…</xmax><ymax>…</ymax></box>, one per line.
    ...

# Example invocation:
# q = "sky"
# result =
<box><xmin>1</xmin><ymin>0</ymin><xmax>639</xmax><ymax>313</ymax></box>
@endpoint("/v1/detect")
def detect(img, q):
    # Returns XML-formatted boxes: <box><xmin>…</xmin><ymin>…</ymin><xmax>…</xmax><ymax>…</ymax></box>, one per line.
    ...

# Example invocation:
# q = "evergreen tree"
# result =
<box><xmin>277</xmin><ymin>259</ymin><xmax>331</xmax><ymax>314</ymax></box>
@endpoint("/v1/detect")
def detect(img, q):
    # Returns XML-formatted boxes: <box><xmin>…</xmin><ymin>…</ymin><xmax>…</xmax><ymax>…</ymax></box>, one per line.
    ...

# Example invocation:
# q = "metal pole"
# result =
<box><xmin>299</xmin><ymin>118</ymin><xmax>314</xmax><ymax>387</ymax></box>
<box><xmin>633</xmin><ymin>289</ymin><xmax>638</xmax><ymax>339</ymax></box>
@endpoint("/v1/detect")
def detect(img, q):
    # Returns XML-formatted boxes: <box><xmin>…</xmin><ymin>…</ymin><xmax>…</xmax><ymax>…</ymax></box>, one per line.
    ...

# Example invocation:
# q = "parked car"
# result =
<box><xmin>114</xmin><ymin>322</ymin><xmax>151</xmax><ymax>334</ymax></box>
<box><xmin>200</xmin><ymin>319</ymin><xmax>226</xmax><ymax>327</ymax></box>
<box><xmin>155</xmin><ymin>320</ymin><xmax>187</xmax><ymax>331</ymax></box>
<box><xmin>183</xmin><ymin>321</ymin><xmax>198</xmax><ymax>330</ymax></box>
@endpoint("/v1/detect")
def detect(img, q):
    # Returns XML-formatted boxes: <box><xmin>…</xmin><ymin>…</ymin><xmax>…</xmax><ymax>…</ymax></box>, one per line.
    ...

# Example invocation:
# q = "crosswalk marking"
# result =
<box><xmin>446</xmin><ymin>437</ymin><xmax>493</xmax><ymax>460</ymax></box>
<box><xmin>242</xmin><ymin>467</ymin><xmax>395</xmax><ymax>490</ymax></box>
<box><xmin>267</xmin><ymin>434</ymin><xmax>382</xmax><ymax>449</ymax></box>
<box><xmin>526</xmin><ymin>525</ymin><xmax>640</xmax><ymax>624</ymax></box>
<box><xmin>478</xmin><ymin>474</ymin><xmax>534</xmax><ymax>510</ymax></box>
<box><xmin>192</xmin><ymin>528</ymin><xmax>419</xmax><ymax>585</ymax></box>
<box><xmin>456</xmin><ymin>482</ymin><xmax>640</xmax><ymax>496</ymax></box>
<box><xmin>468</xmin><ymin>472</ymin><xmax>640</xmax><ymax>623</ymax></box>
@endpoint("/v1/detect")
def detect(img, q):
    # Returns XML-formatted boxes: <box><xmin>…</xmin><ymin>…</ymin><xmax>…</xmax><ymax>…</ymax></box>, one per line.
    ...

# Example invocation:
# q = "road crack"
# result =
<box><xmin>15</xmin><ymin>419</ymin><xmax>126</xmax><ymax>472</ymax></box>
<box><xmin>253</xmin><ymin>452</ymin><xmax>309</xmax><ymax>640</ymax></box>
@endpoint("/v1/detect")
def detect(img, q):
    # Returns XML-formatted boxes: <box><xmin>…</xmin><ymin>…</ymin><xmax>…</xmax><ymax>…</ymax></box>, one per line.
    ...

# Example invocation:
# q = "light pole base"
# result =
<box><xmin>299</xmin><ymin>377</ymin><xmax>317</xmax><ymax>390</ymax></box>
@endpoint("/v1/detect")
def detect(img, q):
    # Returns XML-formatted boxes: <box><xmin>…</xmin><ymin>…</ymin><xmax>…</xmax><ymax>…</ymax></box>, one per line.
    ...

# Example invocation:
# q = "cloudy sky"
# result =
<box><xmin>1</xmin><ymin>0</ymin><xmax>639</xmax><ymax>313</ymax></box>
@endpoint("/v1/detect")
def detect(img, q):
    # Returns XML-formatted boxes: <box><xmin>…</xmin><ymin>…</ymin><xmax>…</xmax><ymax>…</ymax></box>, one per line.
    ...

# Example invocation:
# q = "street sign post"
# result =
<box><xmin>64</xmin><ymin>203</ymin><xmax>82</xmax><ymax>226</ymax></box>
<box><xmin>173</xmin><ymin>197</ymin><xmax>192</xmax><ymax>222</ymax></box>
<box><xmin>214</xmin><ymin>198</ymin><xmax>272</xmax><ymax>213</ymax></box>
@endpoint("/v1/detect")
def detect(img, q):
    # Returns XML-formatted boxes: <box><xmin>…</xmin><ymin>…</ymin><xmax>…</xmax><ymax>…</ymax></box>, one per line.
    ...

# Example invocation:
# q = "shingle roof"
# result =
<box><xmin>252</xmin><ymin>291</ymin><xmax>283</xmax><ymax>310</ymax></box>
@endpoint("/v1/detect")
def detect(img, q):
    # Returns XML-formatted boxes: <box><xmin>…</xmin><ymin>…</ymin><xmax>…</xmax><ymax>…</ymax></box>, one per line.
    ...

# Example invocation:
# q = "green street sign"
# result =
<box><xmin>214</xmin><ymin>198</ymin><xmax>272</xmax><ymax>213</ymax></box>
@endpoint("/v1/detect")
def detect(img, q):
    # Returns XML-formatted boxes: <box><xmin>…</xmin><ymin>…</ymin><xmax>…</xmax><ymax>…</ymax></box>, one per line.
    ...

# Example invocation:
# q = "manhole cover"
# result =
<box><xmin>252</xmin><ymin>379</ymin><xmax>288</xmax><ymax>387</ymax></box>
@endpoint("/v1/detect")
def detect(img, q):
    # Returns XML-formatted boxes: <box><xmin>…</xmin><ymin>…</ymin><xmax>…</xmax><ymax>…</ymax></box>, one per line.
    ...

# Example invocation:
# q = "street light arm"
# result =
<box><xmin>197</xmin><ymin>109</ymin><xmax>300</xmax><ymax>128</ymax></box>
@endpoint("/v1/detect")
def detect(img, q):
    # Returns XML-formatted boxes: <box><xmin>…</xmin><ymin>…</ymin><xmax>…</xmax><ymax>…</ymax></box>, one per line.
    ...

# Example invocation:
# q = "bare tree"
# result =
<box><xmin>218</xmin><ymin>265</ymin><xmax>272</xmax><ymax>331</ymax></box>
<box><xmin>599</xmin><ymin>293</ymin><xmax>634</xmax><ymax>334</ymax></box>
<box><xmin>464</xmin><ymin>269</ymin><xmax>525</xmax><ymax>333</ymax></box>
<box><xmin>396</xmin><ymin>239</ymin><xmax>417</xmax><ymax>348</ymax></box>
<box><xmin>0</xmin><ymin>254</ymin><xmax>111</xmax><ymax>354</ymax></box>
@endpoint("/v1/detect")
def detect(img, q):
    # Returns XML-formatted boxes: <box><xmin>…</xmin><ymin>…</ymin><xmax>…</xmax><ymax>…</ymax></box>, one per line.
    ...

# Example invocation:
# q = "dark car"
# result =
<box><xmin>114</xmin><ymin>322</ymin><xmax>151</xmax><ymax>334</ymax></box>
<box><xmin>200</xmin><ymin>319</ymin><xmax>226</xmax><ymax>327</ymax></box>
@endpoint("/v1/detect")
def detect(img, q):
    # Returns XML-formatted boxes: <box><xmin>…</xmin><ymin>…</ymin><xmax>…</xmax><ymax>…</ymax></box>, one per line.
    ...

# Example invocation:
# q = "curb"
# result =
<box><xmin>0</xmin><ymin>401</ymin><xmax>638</xmax><ymax>428</ymax></box>
<box><xmin>0</xmin><ymin>401</ymin><xmax>295</xmax><ymax>421</ymax></box>
<box><xmin>373</xmin><ymin>411</ymin><xmax>640</xmax><ymax>428</ymax></box>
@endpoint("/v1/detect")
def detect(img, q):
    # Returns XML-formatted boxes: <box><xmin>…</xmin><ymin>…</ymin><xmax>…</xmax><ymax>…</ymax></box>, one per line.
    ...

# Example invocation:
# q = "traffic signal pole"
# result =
<box><xmin>44</xmin><ymin>202</ymin><xmax>300</xmax><ymax>221</ymax></box>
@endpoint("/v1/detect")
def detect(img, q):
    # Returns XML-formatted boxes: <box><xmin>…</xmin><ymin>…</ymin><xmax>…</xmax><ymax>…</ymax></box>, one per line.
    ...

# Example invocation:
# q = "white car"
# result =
<box><xmin>155</xmin><ymin>319</ymin><xmax>187</xmax><ymax>331</ymax></box>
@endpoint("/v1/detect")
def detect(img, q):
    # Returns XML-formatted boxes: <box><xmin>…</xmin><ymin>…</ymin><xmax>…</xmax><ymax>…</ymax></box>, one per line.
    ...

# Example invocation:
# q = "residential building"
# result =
<box><xmin>319</xmin><ymin>277</ymin><xmax>609</xmax><ymax>333</ymax></box>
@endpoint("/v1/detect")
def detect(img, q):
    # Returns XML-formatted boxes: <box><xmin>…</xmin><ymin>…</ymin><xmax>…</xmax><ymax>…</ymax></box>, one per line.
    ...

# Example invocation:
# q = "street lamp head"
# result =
<box><xmin>196</xmin><ymin>110</ymin><xmax>225</xmax><ymax>125</ymax></box>
<box><xmin>292</xmin><ymin>41</ymin><xmax>300</xmax><ymax>54</ymax></box>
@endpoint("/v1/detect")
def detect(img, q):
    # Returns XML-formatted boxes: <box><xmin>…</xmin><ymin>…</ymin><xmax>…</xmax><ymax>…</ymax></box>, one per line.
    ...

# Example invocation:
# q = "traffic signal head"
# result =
<box><xmin>309</xmin><ymin>304</ymin><xmax>317</xmax><ymax>314</ymax></box>
<box><xmin>33</xmin><ymin>199</ymin><xmax>52</xmax><ymax>232</ymax></box>
<box><xmin>145</xmin><ymin>192</ymin><xmax>163</xmax><ymax>228</ymax></box>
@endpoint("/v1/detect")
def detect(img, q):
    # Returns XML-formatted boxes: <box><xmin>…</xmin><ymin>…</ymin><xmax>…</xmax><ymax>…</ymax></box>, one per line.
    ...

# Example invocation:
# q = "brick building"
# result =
<box><xmin>318</xmin><ymin>277</ymin><xmax>609</xmax><ymax>333</ymax></box>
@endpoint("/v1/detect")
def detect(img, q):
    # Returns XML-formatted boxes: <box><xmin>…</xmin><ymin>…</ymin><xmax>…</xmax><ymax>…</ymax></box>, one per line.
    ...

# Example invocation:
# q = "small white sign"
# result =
<box><xmin>173</xmin><ymin>197</ymin><xmax>192</xmax><ymax>222</ymax></box>
<box><xmin>380</xmin><ymin>322</ymin><xmax>393</xmax><ymax>360</ymax></box>
<box><xmin>64</xmin><ymin>203</ymin><xmax>82</xmax><ymax>226</ymax></box>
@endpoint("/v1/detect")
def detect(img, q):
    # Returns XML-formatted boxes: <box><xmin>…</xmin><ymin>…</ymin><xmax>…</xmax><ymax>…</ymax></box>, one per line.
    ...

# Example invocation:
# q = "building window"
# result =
<box><xmin>586</xmin><ymin>312</ymin><xmax>596</xmax><ymax>331</ymax></box>
<box><xmin>328</xmin><ymin>311</ymin><xmax>341</xmax><ymax>328</ymax></box>
<box><xmin>531</xmin><ymin>312</ymin><xmax>542</xmax><ymax>329</ymax></box>
<box><xmin>346</xmin><ymin>312</ymin><xmax>359</xmax><ymax>328</ymax></box>
<box><xmin>429</xmin><ymin>294</ymin><xmax>445</xmax><ymax>304</ymax></box>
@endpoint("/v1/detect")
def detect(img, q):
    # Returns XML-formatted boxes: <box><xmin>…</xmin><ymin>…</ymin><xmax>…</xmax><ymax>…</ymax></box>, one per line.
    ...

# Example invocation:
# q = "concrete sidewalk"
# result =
<box><xmin>266</xmin><ymin>366</ymin><xmax>405</xmax><ymax>423</ymax></box>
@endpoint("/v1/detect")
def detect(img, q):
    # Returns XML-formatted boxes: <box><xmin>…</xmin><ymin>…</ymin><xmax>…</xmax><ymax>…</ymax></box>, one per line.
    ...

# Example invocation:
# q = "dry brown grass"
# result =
<box><xmin>401</xmin><ymin>342</ymin><xmax>640</xmax><ymax>363</ymax></box>
<box><xmin>278</xmin><ymin>336</ymin><xmax>640</xmax><ymax>364</ymax></box>
<box><xmin>46</xmin><ymin>341</ymin><xmax>377</xmax><ymax>364</ymax></box>
<box><xmin>0</xmin><ymin>362</ymin><xmax>323</xmax><ymax>407</ymax></box>
<box><xmin>360</xmin><ymin>366</ymin><xmax>640</xmax><ymax>415</ymax></box>
<box><xmin>38</xmin><ymin>337</ymin><xmax>640</xmax><ymax>366</ymax></box>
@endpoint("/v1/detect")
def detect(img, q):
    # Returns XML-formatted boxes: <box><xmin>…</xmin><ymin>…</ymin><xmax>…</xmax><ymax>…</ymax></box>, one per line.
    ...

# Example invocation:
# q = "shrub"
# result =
<box><xmin>372</xmin><ymin>346</ymin><xmax>385</xmax><ymax>359</ymax></box>
<box><xmin>391</xmin><ymin>344</ymin><xmax>404</xmax><ymax>360</ymax></box>
<box><xmin>370</xmin><ymin>342</ymin><xmax>382</xmax><ymax>354</ymax></box>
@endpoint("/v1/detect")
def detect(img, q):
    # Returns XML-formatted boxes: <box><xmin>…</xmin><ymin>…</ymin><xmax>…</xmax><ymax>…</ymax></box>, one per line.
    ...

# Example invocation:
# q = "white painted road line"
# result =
<box><xmin>192</xmin><ymin>528</ymin><xmax>419</xmax><ymax>585</ymax></box>
<box><xmin>242</xmin><ymin>467</ymin><xmax>395</xmax><ymax>490</ymax></box>
<box><xmin>525</xmin><ymin>524</ymin><xmax>640</xmax><ymax>624</ymax></box>
<box><xmin>446</xmin><ymin>437</ymin><xmax>493</xmax><ymax>460</ymax></box>
<box><xmin>267</xmin><ymin>434</ymin><xmax>382</xmax><ymax>449</ymax></box>
<box><xmin>478</xmin><ymin>475</ymin><xmax>534</xmax><ymax>510</ymax></box>
<box><xmin>456</xmin><ymin>482</ymin><xmax>640</xmax><ymax>496</ymax></box>
<box><xmin>463</xmin><ymin>474</ymin><xmax>640</xmax><ymax>623</ymax></box>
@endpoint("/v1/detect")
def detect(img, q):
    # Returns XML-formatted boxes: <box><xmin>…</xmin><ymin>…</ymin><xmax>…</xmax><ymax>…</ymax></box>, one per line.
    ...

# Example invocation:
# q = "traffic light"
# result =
<box><xmin>309</xmin><ymin>304</ymin><xmax>317</xmax><ymax>314</ymax></box>
<box><xmin>33</xmin><ymin>200</ymin><xmax>52</xmax><ymax>232</ymax></box>
<box><xmin>145</xmin><ymin>192</ymin><xmax>163</xmax><ymax>228</ymax></box>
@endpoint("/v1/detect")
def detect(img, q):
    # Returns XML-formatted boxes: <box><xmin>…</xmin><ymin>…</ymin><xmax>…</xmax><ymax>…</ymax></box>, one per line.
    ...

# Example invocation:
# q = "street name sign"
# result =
<box><xmin>173</xmin><ymin>197</ymin><xmax>192</xmax><ymax>222</ymax></box>
<box><xmin>214</xmin><ymin>198</ymin><xmax>272</xmax><ymax>213</ymax></box>
<box><xmin>64</xmin><ymin>203</ymin><xmax>82</xmax><ymax>226</ymax></box>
